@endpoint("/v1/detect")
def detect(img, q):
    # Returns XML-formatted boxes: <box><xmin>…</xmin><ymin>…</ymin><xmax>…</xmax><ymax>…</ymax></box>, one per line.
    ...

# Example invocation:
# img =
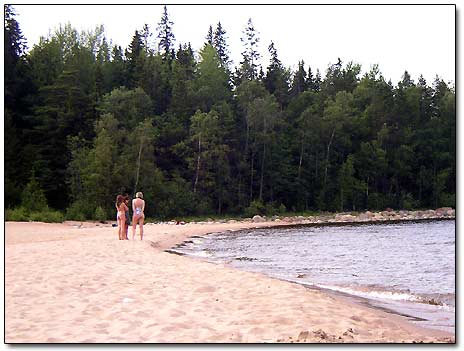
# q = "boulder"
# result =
<box><xmin>340</xmin><ymin>214</ymin><xmax>356</xmax><ymax>222</ymax></box>
<box><xmin>357</xmin><ymin>212</ymin><xmax>370</xmax><ymax>221</ymax></box>
<box><xmin>436</xmin><ymin>207</ymin><xmax>455</xmax><ymax>217</ymax></box>
<box><xmin>252</xmin><ymin>215</ymin><xmax>265</xmax><ymax>223</ymax></box>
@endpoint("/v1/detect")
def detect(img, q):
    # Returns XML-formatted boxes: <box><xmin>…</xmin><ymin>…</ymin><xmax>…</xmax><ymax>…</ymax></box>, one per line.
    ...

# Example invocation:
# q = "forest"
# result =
<box><xmin>4</xmin><ymin>5</ymin><xmax>456</xmax><ymax>221</ymax></box>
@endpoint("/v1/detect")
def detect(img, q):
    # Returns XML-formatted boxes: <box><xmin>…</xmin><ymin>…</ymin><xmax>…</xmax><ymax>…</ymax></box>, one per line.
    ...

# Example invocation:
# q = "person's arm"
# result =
<box><xmin>142</xmin><ymin>200</ymin><xmax>145</xmax><ymax>212</ymax></box>
<box><xmin>132</xmin><ymin>199</ymin><xmax>136</xmax><ymax>212</ymax></box>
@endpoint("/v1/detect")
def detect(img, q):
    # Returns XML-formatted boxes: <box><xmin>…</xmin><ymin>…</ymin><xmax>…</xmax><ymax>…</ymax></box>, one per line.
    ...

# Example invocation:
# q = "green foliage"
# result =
<box><xmin>30</xmin><ymin>210</ymin><xmax>65</xmax><ymax>223</ymax></box>
<box><xmin>21</xmin><ymin>173</ymin><xmax>48</xmax><ymax>212</ymax></box>
<box><xmin>6</xmin><ymin>207</ymin><xmax>64</xmax><ymax>223</ymax></box>
<box><xmin>94</xmin><ymin>206</ymin><xmax>107</xmax><ymax>221</ymax></box>
<box><xmin>400</xmin><ymin>192</ymin><xmax>419</xmax><ymax>210</ymax></box>
<box><xmin>6</xmin><ymin>207</ymin><xmax>29</xmax><ymax>221</ymax></box>
<box><xmin>244</xmin><ymin>200</ymin><xmax>286</xmax><ymax>217</ymax></box>
<box><xmin>66</xmin><ymin>200</ymin><xmax>93</xmax><ymax>221</ymax></box>
<box><xmin>244</xmin><ymin>200</ymin><xmax>266</xmax><ymax>217</ymax></box>
<box><xmin>4</xmin><ymin>11</ymin><xmax>455</xmax><ymax>220</ymax></box>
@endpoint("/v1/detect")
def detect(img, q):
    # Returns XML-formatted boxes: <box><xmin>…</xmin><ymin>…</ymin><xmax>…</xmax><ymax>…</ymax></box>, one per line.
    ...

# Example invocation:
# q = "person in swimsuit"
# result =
<box><xmin>132</xmin><ymin>192</ymin><xmax>145</xmax><ymax>240</ymax></box>
<box><xmin>115</xmin><ymin>194</ymin><xmax>128</xmax><ymax>240</ymax></box>
<box><xmin>123</xmin><ymin>194</ymin><xmax>131</xmax><ymax>240</ymax></box>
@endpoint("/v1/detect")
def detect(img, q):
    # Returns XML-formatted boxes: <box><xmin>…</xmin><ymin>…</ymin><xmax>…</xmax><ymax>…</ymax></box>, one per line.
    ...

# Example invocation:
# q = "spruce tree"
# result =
<box><xmin>157</xmin><ymin>5</ymin><xmax>175</xmax><ymax>61</ymax></box>
<box><xmin>240</xmin><ymin>18</ymin><xmax>261</xmax><ymax>80</ymax></box>
<box><xmin>290</xmin><ymin>60</ymin><xmax>308</xmax><ymax>97</ymax></box>
<box><xmin>213</xmin><ymin>21</ymin><xmax>231</xmax><ymax>68</ymax></box>
<box><xmin>205</xmin><ymin>25</ymin><xmax>213</xmax><ymax>45</ymax></box>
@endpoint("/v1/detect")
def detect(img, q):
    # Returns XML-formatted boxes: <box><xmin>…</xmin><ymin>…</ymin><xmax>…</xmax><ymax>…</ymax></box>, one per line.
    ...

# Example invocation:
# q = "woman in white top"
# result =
<box><xmin>132</xmin><ymin>191</ymin><xmax>145</xmax><ymax>240</ymax></box>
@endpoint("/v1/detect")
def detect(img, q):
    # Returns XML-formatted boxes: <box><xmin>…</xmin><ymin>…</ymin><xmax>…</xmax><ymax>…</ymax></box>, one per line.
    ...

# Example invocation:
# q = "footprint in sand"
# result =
<box><xmin>170</xmin><ymin>310</ymin><xmax>186</xmax><ymax>317</ymax></box>
<box><xmin>195</xmin><ymin>286</ymin><xmax>216</xmax><ymax>293</ymax></box>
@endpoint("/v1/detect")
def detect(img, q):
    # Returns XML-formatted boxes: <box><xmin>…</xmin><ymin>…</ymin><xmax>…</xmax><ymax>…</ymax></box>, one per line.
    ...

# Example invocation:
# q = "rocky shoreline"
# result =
<box><xmin>158</xmin><ymin>207</ymin><xmax>455</xmax><ymax>226</ymax></box>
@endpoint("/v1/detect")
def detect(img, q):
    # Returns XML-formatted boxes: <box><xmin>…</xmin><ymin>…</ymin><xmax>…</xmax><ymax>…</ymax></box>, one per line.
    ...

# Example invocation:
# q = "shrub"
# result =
<box><xmin>439</xmin><ymin>192</ymin><xmax>455</xmax><ymax>208</ymax></box>
<box><xmin>6</xmin><ymin>207</ymin><xmax>29</xmax><ymax>221</ymax></box>
<box><xmin>244</xmin><ymin>200</ymin><xmax>266</xmax><ymax>217</ymax></box>
<box><xmin>21</xmin><ymin>172</ymin><xmax>48</xmax><ymax>211</ymax></box>
<box><xmin>401</xmin><ymin>192</ymin><xmax>418</xmax><ymax>210</ymax></box>
<box><xmin>41</xmin><ymin>210</ymin><xmax>65</xmax><ymax>223</ymax></box>
<box><xmin>6</xmin><ymin>207</ymin><xmax>64</xmax><ymax>223</ymax></box>
<box><xmin>27</xmin><ymin>210</ymin><xmax>63</xmax><ymax>223</ymax></box>
<box><xmin>94</xmin><ymin>206</ymin><xmax>107</xmax><ymax>221</ymax></box>
<box><xmin>66</xmin><ymin>200</ymin><xmax>90</xmax><ymax>221</ymax></box>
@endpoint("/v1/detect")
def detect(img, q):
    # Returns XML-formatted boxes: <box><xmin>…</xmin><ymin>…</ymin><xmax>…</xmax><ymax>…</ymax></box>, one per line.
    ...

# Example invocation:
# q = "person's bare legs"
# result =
<box><xmin>132</xmin><ymin>219</ymin><xmax>137</xmax><ymax>240</ymax></box>
<box><xmin>139</xmin><ymin>216</ymin><xmax>144</xmax><ymax>240</ymax></box>
<box><xmin>118</xmin><ymin>217</ymin><xmax>125</xmax><ymax>240</ymax></box>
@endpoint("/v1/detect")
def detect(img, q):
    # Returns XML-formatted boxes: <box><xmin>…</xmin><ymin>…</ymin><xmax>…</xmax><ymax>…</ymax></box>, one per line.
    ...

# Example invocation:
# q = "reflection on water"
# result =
<box><xmin>171</xmin><ymin>220</ymin><xmax>455</xmax><ymax>333</ymax></box>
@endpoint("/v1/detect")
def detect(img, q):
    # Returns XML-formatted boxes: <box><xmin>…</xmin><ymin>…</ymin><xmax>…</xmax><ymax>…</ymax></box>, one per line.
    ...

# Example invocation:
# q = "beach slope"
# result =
<box><xmin>5</xmin><ymin>221</ymin><xmax>455</xmax><ymax>343</ymax></box>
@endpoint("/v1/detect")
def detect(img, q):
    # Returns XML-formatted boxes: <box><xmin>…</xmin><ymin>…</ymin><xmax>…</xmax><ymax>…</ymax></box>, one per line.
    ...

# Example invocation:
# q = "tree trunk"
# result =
<box><xmin>134</xmin><ymin>139</ymin><xmax>143</xmax><ymax>196</ymax></box>
<box><xmin>259</xmin><ymin>142</ymin><xmax>266</xmax><ymax>201</ymax></box>
<box><xmin>193</xmin><ymin>134</ymin><xmax>201</xmax><ymax>193</ymax></box>
<box><xmin>237</xmin><ymin>170</ymin><xmax>242</xmax><ymax>209</ymax></box>
<box><xmin>298</xmin><ymin>138</ymin><xmax>304</xmax><ymax>180</ymax></box>
<box><xmin>249</xmin><ymin>150</ymin><xmax>254</xmax><ymax>201</ymax></box>
<box><xmin>323</xmin><ymin>127</ymin><xmax>336</xmax><ymax>187</ymax></box>
<box><xmin>218</xmin><ymin>187</ymin><xmax>222</xmax><ymax>215</ymax></box>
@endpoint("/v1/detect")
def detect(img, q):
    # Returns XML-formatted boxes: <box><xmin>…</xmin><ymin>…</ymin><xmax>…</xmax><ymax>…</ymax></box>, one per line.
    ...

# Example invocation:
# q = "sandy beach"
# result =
<box><xmin>5</xmin><ymin>220</ymin><xmax>455</xmax><ymax>343</ymax></box>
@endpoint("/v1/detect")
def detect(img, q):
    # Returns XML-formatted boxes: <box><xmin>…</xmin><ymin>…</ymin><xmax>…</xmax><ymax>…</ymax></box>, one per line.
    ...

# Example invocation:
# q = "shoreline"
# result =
<box><xmin>5</xmin><ymin>217</ymin><xmax>455</xmax><ymax>343</ymax></box>
<box><xmin>167</xmin><ymin>217</ymin><xmax>455</xmax><ymax>336</ymax></box>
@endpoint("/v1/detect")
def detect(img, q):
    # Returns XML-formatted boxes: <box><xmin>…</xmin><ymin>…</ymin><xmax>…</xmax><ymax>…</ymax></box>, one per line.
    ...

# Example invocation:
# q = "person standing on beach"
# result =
<box><xmin>132</xmin><ymin>192</ymin><xmax>145</xmax><ymax>240</ymax></box>
<box><xmin>115</xmin><ymin>195</ymin><xmax>128</xmax><ymax>240</ymax></box>
<box><xmin>124</xmin><ymin>194</ymin><xmax>131</xmax><ymax>240</ymax></box>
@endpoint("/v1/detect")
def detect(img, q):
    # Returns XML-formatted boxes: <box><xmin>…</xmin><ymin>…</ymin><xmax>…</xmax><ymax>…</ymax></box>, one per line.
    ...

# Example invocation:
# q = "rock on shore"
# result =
<box><xmin>247</xmin><ymin>208</ymin><xmax>455</xmax><ymax>225</ymax></box>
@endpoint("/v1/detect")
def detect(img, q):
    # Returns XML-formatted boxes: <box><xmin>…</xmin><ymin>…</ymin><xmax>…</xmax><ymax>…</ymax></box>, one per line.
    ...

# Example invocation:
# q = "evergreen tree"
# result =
<box><xmin>290</xmin><ymin>60</ymin><xmax>308</xmax><ymax>97</ymax></box>
<box><xmin>157</xmin><ymin>5</ymin><xmax>175</xmax><ymax>61</ymax></box>
<box><xmin>240</xmin><ymin>18</ymin><xmax>261</xmax><ymax>80</ymax></box>
<box><xmin>205</xmin><ymin>25</ymin><xmax>213</xmax><ymax>45</ymax></box>
<box><xmin>125</xmin><ymin>30</ymin><xmax>145</xmax><ymax>88</ymax></box>
<box><xmin>213</xmin><ymin>21</ymin><xmax>231</xmax><ymax>68</ymax></box>
<box><xmin>4</xmin><ymin>5</ymin><xmax>32</xmax><ymax>207</ymax></box>
<box><xmin>263</xmin><ymin>41</ymin><xmax>290</xmax><ymax>109</ymax></box>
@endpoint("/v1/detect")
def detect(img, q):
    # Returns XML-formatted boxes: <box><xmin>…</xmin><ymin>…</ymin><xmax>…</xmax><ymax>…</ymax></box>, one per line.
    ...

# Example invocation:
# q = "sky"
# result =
<box><xmin>11</xmin><ymin>2</ymin><xmax>455</xmax><ymax>87</ymax></box>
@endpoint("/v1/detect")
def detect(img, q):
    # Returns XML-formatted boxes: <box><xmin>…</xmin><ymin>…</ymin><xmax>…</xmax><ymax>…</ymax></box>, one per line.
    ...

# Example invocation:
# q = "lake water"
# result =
<box><xmin>170</xmin><ymin>220</ymin><xmax>455</xmax><ymax>333</ymax></box>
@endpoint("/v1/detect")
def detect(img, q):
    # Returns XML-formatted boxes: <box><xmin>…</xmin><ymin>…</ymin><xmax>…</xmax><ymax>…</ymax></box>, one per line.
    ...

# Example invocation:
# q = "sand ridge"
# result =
<box><xmin>4</xmin><ymin>221</ymin><xmax>455</xmax><ymax>343</ymax></box>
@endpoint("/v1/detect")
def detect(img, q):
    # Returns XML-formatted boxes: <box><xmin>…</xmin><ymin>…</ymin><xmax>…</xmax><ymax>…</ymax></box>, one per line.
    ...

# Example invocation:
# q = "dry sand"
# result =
<box><xmin>4</xmin><ymin>220</ymin><xmax>455</xmax><ymax>343</ymax></box>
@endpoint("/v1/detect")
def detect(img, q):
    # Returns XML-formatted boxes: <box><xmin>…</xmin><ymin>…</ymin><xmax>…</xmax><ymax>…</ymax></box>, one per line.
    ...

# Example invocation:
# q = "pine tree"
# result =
<box><xmin>4</xmin><ymin>5</ymin><xmax>27</xmax><ymax>83</ymax></box>
<box><xmin>263</xmin><ymin>41</ymin><xmax>289</xmax><ymax>109</ymax></box>
<box><xmin>4</xmin><ymin>5</ymin><xmax>32</xmax><ymax>207</ymax></box>
<box><xmin>157</xmin><ymin>5</ymin><xmax>175</xmax><ymax>61</ymax></box>
<box><xmin>205</xmin><ymin>25</ymin><xmax>213</xmax><ymax>45</ymax></box>
<box><xmin>240</xmin><ymin>18</ymin><xmax>261</xmax><ymax>80</ymax></box>
<box><xmin>290</xmin><ymin>60</ymin><xmax>308</xmax><ymax>97</ymax></box>
<box><xmin>140</xmin><ymin>23</ymin><xmax>152</xmax><ymax>53</ymax></box>
<box><xmin>313</xmin><ymin>69</ymin><xmax>322</xmax><ymax>92</ymax></box>
<box><xmin>213</xmin><ymin>21</ymin><xmax>231</xmax><ymax>68</ymax></box>
<box><xmin>125</xmin><ymin>30</ymin><xmax>145</xmax><ymax>88</ymax></box>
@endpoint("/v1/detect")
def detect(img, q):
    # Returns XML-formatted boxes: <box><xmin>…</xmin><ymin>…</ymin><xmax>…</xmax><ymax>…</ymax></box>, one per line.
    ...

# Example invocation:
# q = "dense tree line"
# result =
<box><xmin>5</xmin><ymin>5</ymin><xmax>455</xmax><ymax>220</ymax></box>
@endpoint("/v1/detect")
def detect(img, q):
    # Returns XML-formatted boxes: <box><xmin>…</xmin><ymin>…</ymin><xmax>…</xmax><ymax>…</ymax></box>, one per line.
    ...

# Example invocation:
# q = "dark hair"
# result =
<box><xmin>116</xmin><ymin>195</ymin><xmax>125</xmax><ymax>207</ymax></box>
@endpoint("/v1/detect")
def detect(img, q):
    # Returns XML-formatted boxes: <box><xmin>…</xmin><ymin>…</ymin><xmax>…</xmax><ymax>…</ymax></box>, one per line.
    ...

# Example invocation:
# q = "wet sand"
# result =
<box><xmin>5</xmin><ymin>221</ymin><xmax>455</xmax><ymax>343</ymax></box>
